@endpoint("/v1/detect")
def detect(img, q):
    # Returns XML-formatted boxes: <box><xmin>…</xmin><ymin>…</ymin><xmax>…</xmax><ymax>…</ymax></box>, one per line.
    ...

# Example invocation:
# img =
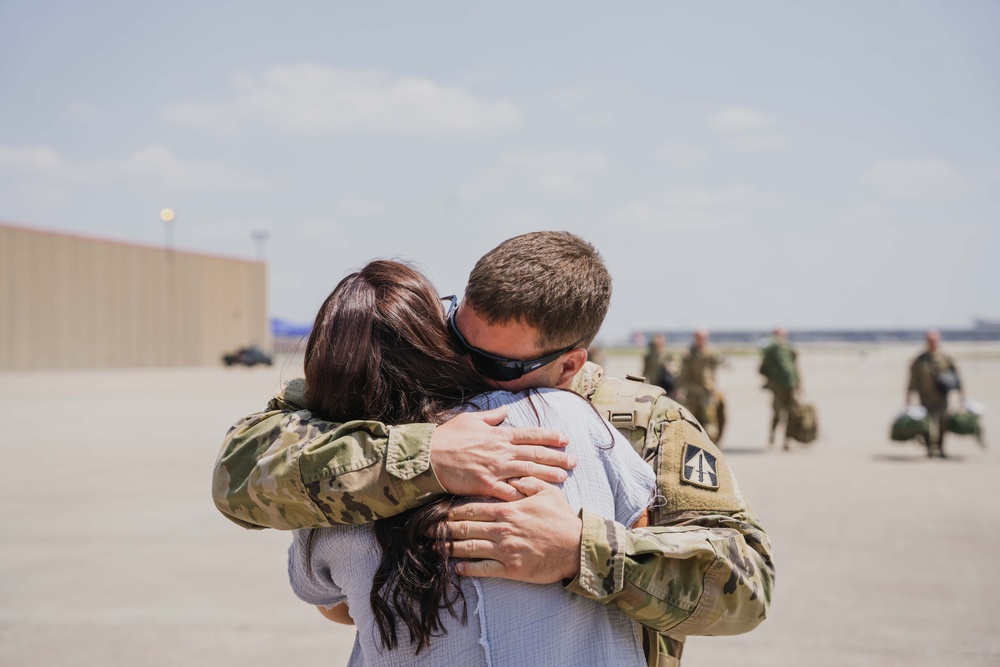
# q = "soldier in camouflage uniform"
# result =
<box><xmin>676</xmin><ymin>329</ymin><xmax>725</xmax><ymax>442</ymax></box>
<box><xmin>907</xmin><ymin>330</ymin><xmax>964</xmax><ymax>458</ymax></box>
<box><xmin>213</xmin><ymin>232</ymin><xmax>775</xmax><ymax>667</ymax></box>
<box><xmin>759</xmin><ymin>328</ymin><xmax>801</xmax><ymax>450</ymax></box>
<box><xmin>642</xmin><ymin>333</ymin><xmax>676</xmax><ymax>396</ymax></box>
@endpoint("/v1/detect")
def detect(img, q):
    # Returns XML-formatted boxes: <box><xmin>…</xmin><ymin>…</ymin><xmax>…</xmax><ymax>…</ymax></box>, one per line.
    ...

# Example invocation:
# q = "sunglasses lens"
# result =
<box><xmin>470</xmin><ymin>354</ymin><xmax>523</xmax><ymax>382</ymax></box>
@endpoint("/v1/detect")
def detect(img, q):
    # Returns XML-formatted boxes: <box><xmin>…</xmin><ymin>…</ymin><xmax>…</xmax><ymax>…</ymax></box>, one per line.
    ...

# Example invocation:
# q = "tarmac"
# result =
<box><xmin>0</xmin><ymin>343</ymin><xmax>997</xmax><ymax>666</ymax></box>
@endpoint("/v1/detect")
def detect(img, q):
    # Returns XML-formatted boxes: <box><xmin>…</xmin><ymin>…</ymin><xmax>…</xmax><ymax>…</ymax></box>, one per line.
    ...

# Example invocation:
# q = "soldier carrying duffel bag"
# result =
<box><xmin>906</xmin><ymin>330</ymin><xmax>965</xmax><ymax>458</ymax></box>
<box><xmin>946</xmin><ymin>399</ymin><xmax>987</xmax><ymax>449</ymax></box>
<box><xmin>890</xmin><ymin>405</ymin><xmax>931</xmax><ymax>443</ymax></box>
<box><xmin>759</xmin><ymin>328</ymin><xmax>804</xmax><ymax>450</ymax></box>
<box><xmin>785</xmin><ymin>400</ymin><xmax>818</xmax><ymax>445</ymax></box>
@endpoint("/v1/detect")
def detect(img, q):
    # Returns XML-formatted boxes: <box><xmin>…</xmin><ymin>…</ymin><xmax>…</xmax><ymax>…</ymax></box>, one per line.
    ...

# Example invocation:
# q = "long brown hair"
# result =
<box><xmin>304</xmin><ymin>260</ymin><xmax>488</xmax><ymax>424</ymax></box>
<box><xmin>303</xmin><ymin>260</ymin><xmax>491</xmax><ymax>653</ymax></box>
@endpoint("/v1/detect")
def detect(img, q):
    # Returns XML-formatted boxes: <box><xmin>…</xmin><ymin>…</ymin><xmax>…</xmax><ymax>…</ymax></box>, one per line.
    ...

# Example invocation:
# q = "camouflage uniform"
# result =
<box><xmin>676</xmin><ymin>344</ymin><xmax>724</xmax><ymax>442</ymax></box>
<box><xmin>759</xmin><ymin>339</ymin><xmax>799</xmax><ymax>447</ymax></box>
<box><xmin>643</xmin><ymin>345</ymin><xmax>675</xmax><ymax>395</ymax></box>
<box><xmin>213</xmin><ymin>363</ymin><xmax>775</xmax><ymax>667</ymax></box>
<box><xmin>907</xmin><ymin>351</ymin><xmax>960</xmax><ymax>456</ymax></box>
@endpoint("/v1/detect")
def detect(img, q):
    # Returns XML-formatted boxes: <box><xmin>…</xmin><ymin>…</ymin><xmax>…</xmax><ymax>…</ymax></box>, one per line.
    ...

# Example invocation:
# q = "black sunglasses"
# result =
<box><xmin>443</xmin><ymin>296</ymin><xmax>582</xmax><ymax>382</ymax></box>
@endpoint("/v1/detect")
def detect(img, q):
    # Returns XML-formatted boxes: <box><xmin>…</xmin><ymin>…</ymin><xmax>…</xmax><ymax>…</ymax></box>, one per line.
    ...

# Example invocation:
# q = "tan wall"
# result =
<box><xmin>0</xmin><ymin>224</ymin><xmax>267</xmax><ymax>371</ymax></box>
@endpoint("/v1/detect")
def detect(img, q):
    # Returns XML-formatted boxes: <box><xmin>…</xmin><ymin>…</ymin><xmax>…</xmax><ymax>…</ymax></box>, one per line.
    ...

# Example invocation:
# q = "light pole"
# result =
<box><xmin>251</xmin><ymin>230</ymin><xmax>269</xmax><ymax>261</ymax></box>
<box><xmin>160</xmin><ymin>208</ymin><xmax>176</xmax><ymax>258</ymax></box>
<box><xmin>249</xmin><ymin>230</ymin><xmax>270</xmax><ymax>350</ymax></box>
<box><xmin>159</xmin><ymin>208</ymin><xmax>177</xmax><ymax>364</ymax></box>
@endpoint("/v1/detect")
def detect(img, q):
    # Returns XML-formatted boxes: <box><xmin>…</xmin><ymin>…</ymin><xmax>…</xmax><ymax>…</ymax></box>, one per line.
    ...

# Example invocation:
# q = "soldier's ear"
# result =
<box><xmin>554</xmin><ymin>348</ymin><xmax>588</xmax><ymax>388</ymax></box>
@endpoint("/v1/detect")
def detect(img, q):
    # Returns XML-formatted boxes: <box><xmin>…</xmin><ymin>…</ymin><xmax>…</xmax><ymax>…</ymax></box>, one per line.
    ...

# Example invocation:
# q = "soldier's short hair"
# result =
<box><xmin>465</xmin><ymin>231</ymin><xmax>612</xmax><ymax>349</ymax></box>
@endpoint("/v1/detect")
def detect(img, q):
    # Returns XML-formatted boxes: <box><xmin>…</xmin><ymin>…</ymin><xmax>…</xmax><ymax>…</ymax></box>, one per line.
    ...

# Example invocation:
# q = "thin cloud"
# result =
<box><xmin>0</xmin><ymin>145</ymin><xmax>65</xmax><ymax>172</ymax></box>
<box><xmin>501</xmin><ymin>150</ymin><xmax>610</xmax><ymax>173</ymax></box>
<box><xmin>0</xmin><ymin>143</ymin><xmax>266</xmax><ymax>191</ymax></box>
<box><xmin>660</xmin><ymin>185</ymin><xmax>760</xmax><ymax>207</ymax></box>
<box><xmin>124</xmin><ymin>146</ymin><xmax>268</xmax><ymax>190</ymax></box>
<box><xmin>615</xmin><ymin>201</ymin><xmax>744</xmax><ymax>231</ymax></box>
<box><xmin>865</xmin><ymin>158</ymin><xmax>969</xmax><ymax>200</ymax></box>
<box><xmin>188</xmin><ymin>220</ymin><xmax>271</xmax><ymax>242</ymax></box>
<box><xmin>453</xmin><ymin>150</ymin><xmax>618</xmax><ymax>215</ymax></box>
<box><xmin>455</xmin><ymin>69</ymin><xmax>508</xmax><ymax>87</ymax></box>
<box><xmin>576</xmin><ymin>112</ymin><xmax>614</xmax><ymax>128</ymax></box>
<box><xmin>549</xmin><ymin>84</ymin><xmax>598</xmax><ymax>109</ymax></box>
<box><xmin>614</xmin><ymin>185</ymin><xmax>796</xmax><ymax>230</ymax></box>
<box><xmin>162</xmin><ymin>62</ymin><xmax>523</xmax><ymax>136</ymax></box>
<box><xmin>338</xmin><ymin>199</ymin><xmax>385</xmax><ymax>217</ymax></box>
<box><xmin>726</xmin><ymin>133</ymin><xmax>791</xmax><ymax>152</ymax></box>
<box><xmin>709</xmin><ymin>106</ymin><xmax>775</xmax><ymax>132</ymax></box>
<box><xmin>488</xmin><ymin>150</ymin><xmax>611</xmax><ymax>195</ymax></box>
<box><xmin>64</xmin><ymin>101</ymin><xmax>107</xmax><ymax>125</ymax></box>
<box><xmin>656</xmin><ymin>143</ymin><xmax>710</xmax><ymax>172</ymax></box>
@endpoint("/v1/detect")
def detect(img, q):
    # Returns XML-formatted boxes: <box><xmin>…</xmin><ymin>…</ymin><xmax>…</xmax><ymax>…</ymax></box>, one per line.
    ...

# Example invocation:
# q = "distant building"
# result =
<box><xmin>0</xmin><ymin>222</ymin><xmax>267</xmax><ymax>371</ymax></box>
<box><xmin>974</xmin><ymin>318</ymin><xmax>1000</xmax><ymax>332</ymax></box>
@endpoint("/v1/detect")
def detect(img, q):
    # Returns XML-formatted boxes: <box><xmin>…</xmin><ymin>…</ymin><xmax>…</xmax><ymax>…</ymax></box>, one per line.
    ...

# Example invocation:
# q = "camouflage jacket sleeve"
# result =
<box><xmin>563</xmin><ymin>396</ymin><xmax>775</xmax><ymax>636</ymax></box>
<box><xmin>212</xmin><ymin>378</ymin><xmax>445</xmax><ymax>530</ymax></box>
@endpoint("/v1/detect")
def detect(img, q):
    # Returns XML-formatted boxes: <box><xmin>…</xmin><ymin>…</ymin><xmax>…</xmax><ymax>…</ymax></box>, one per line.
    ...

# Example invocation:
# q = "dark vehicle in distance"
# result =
<box><xmin>222</xmin><ymin>346</ymin><xmax>273</xmax><ymax>367</ymax></box>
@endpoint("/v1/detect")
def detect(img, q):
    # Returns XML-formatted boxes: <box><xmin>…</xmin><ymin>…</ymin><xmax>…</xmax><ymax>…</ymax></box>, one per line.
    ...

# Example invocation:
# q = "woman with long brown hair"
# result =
<box><xmin>287</xmin><ymin>259</ymin><xmax>654</xmax><ymax>666</ymax></box>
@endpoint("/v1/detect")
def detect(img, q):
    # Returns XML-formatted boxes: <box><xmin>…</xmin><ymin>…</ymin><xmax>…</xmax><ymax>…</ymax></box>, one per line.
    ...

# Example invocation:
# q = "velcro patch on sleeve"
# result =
<box><xmin>649</xmin><ymin>394</ymin><xmax>743</xmax><ymax>516</ymax></box>
<box><xmin>681</xmin><ymin>444</ymin><xmax>719</xmax><ymax>490</ymax></box>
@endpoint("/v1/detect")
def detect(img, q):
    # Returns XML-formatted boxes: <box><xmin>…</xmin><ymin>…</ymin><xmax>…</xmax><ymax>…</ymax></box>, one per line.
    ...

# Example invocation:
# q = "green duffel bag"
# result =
<box><xmin>891</xmin><ymin>409</ymin><xmax>929</xmax><ymax>442</ymax></box>
<box><xmin>947</xmin><ymin>410</ymin><xmax>979</xmax><ymax>436</ymax></box>
<box><xmin>787</xmin><ymin>402</ymin><xmax>818</xmax><ymax>444</ymax></box>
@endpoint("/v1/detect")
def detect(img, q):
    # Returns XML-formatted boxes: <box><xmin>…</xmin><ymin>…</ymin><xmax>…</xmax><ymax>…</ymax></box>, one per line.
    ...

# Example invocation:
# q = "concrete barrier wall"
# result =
<box><xmin>0</xmin><ymin>223</ymin><xmax>267</xmax><ymax>370</ymax></box>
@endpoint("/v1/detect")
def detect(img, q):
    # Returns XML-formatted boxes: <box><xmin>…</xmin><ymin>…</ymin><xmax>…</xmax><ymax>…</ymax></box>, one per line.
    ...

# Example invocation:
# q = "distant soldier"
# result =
<box><xmin>677</xmin><ymin>329</ymin><xmax>725</xmax><ymax>442</ymax></box>
<box><xmin>642</xmin><ymin>333</ymin><xmax>676</xmax><ymax>396</ymax></box>
<box><xmin>907</xmin><ymin>330</ymin><xmax>964</xmax><ymax>458</ymax></box>
<box><xmin>759</xmin><ymin>328</ymin><xmax>800</xmax><ymax>449</ymax></box>
<box><xmin>586</xmin><ymin>343</ymin><xmax>606</xmax><ymax>369</ymax></box>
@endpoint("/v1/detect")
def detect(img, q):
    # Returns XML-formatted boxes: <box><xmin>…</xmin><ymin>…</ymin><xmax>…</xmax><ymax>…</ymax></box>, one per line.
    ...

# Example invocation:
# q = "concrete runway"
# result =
<box><xmin>1</xmin><ymin>344</ymin><xmax>998</xmax><ymax>666</ymax></box>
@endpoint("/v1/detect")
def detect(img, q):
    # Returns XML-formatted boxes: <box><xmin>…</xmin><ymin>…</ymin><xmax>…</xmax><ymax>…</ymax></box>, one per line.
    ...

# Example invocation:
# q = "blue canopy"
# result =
<box><xmin>270</xmin><ymin>318</ymin><xmax>312</xmax><ymax>338</ymax></box>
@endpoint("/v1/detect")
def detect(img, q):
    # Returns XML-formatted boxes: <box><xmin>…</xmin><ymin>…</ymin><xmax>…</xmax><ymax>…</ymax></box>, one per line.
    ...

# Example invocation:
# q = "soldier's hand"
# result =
<box><xmin>430</xmin><ymin>408</ymin><xmax>574</xmax><ymax>501</ymax></box>
<box><xmin>444</xmin><ymin>477</ymin><xmax>582</xmax><ymax>584</ymax></box>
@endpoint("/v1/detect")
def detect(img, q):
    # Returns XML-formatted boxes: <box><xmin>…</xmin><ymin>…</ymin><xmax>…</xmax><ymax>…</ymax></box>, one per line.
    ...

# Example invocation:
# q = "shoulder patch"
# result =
<box><xmin>681</xmin><ymin>444</ymin><xmax>719</xmax><ymax>490</ymax></box>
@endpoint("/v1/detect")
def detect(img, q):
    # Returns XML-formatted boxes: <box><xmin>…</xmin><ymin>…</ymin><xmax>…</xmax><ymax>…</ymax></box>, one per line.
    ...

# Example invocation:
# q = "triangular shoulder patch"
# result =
<box><xmin>681</xmin><ymin>443</ymin><xmax>719</xmax><ymax>490</ymax></box>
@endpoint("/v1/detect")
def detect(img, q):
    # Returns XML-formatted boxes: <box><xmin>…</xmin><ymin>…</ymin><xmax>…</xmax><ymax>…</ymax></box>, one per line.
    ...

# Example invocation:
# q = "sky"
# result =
<box><xmin>1</xmin><ymin>0</ymin><xmax>998</xmax><ymax>343</ymax></box>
